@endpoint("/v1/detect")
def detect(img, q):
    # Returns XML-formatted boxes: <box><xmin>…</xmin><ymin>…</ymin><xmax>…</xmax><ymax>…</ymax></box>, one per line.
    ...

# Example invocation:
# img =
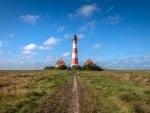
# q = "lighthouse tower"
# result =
<box><xmin>71</xmin><ymin>34</ymin><xmax>78</xmax><ymax>67</ymax></box>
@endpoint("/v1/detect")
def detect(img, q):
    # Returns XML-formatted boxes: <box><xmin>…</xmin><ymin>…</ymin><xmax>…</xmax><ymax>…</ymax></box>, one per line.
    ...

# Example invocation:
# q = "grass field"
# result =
<box><xmin>78</xmin><ymin>70</ymin><xmax>150</xmax><ymax>113</ymax></box>
<box><xmin>0</xmin><ymin>70</ymin><xmax>72</xmax><ymax>113</ymax></box>
<box><xmin>0</xmin><ymin>70</ymin><xmax>150</xmax><ymax>113</ymax></box>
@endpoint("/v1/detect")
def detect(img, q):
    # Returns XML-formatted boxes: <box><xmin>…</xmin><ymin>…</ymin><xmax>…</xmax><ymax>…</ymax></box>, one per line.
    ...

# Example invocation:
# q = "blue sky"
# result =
<box><xmin>0</xmin><ymin>0</ymin><xmax>150</xmax><ymax>70</ymax></box>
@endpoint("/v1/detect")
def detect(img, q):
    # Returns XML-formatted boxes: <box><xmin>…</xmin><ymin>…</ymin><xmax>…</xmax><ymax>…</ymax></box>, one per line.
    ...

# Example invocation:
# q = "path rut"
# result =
<box><xmin>68</xmin><ymin>73</ymin><xmax>79</xmax><ymax>113</ymax></box>
<box><xmin>34</xmin><ymin>73</ymin><xmax>85</xmax><ymax>113</ymax></box>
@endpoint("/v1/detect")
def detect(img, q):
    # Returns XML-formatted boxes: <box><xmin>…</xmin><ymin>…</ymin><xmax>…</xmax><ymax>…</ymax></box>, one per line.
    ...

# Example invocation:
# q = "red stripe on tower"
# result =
<box><xmin>71</xmin><ymin>34</ymin><xmax>78</xmax><ymax>67</ymax></box>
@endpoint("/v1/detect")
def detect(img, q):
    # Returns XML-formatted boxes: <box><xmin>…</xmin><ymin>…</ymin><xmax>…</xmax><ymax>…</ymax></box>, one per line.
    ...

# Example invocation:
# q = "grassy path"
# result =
<box><xmin>34</xmin><ymin>72</ymin><xmax>94</xmax><ymax>113</ymax></box>
<box><xmin>68</xmin><ymin>73</ymin><xmax>79</xmax><ymax>113</ymax></box>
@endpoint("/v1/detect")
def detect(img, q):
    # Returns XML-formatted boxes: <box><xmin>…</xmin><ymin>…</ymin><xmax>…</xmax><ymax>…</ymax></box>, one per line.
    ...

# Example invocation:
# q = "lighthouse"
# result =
<box><xmin>71</xmin><ymin>34</ymin><xmax>78</xmax><ymax>67</ymax></box>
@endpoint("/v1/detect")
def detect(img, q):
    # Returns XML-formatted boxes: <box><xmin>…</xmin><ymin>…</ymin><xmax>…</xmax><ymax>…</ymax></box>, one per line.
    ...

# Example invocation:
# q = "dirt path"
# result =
<box><xmin>34</xmin><ymin>73</ymin><xmax>96</xmax><ymax>113</ymax></box>
<box><xmin>68</xmin><ymin>73</ymin><xmax>79</xmax><ymax>113</ymax></box>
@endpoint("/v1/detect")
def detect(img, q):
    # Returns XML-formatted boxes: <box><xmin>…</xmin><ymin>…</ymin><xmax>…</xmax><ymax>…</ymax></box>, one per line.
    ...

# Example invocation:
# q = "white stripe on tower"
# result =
<box><xmin>72</xmin><ymin>53</ymin><xmax>78</xmax><ymax>58</ymax></box>
<box><xmin>71</xmin><ymin>34</ymin><xmax>78</xmax><ymax>67</ymax></box>
<box><xmin>73</xmin><ymin>43</ymin><xmax>77</xmax><ymax>48</ymax></box>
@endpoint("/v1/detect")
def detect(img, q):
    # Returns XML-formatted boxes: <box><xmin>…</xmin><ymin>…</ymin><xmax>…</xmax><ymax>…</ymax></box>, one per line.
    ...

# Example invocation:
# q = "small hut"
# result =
<box><xmin>85</xmin><ymin>58</ymin><xmax>94</xmax><ymax>65</ymax></box>
<box><xmin>55</xmin><ymin>59</ymin><xmax>65</xmax><ymax>67</ymax></box>
<box><xmin>83</xmin><ymin>58</ymin><xmax>103</xmax><ymax>71</ymax></box>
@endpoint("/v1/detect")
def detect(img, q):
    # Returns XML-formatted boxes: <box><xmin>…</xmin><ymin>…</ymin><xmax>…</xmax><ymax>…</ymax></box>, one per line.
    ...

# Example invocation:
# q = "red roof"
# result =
<box><xmin>56</xmin><ymin>59</ymin><xmax>65</xmax><ymax>66</ymax></box>
<box><xmin>85</xmin><ymin>59</ymin><xmax>94</xmax><ymax>65</ymax></box>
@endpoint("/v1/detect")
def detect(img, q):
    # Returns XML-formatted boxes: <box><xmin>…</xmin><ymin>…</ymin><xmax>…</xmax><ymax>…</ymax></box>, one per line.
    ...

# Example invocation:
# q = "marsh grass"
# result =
<box><xmin>1</xmin><ymin>70</ymin><xmax>150</xmax><ymax>113</ymax></box>
<box><xmin>78</xmin><ymin>70</ymin><xmax>150</xmax><ymax>113</ymax></box>
<box><xmin>0</xmin><ymin>70</ymin><xmax>72</xmax><ymax>113</ymax></box>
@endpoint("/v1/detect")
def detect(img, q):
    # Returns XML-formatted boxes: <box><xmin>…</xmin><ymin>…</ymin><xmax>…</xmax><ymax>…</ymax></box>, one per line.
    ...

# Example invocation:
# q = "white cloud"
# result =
<box><xmin>57</xmin><ymin>26</ymin><xmax>65</xmax><ymax>32</ymax></box>
<box><xmin>69</xmin><ymin>3</ymin><xmax>100</xmax><ymax>18</ymax></box>
<box><xmin>43</xmin><ymin>37</ymin><xmax>59</xmax><ymax>46</ymax></box>
<box><xmin>9</xmin><ymin>33</ymin><xmax>15</xmax><ymax>38</ymax></box>
<box><xmin>22</xmin><ymin>43</ymin><xmax>38</xmax><ymax>56</ymax></box>
<box><xmin>93</xmin><ymin>43</ymin><xmax>102</xmax><ymax>48</ymax></box>
<box><xmin>64</xmin><ymin>33</ymin><xmax>72</xmax><ymax>39</ymax></box>
<box><xmin>22</xmin><ymin>50</ymin><xmax>36</xmax><ymax>55</ymax></box>
<box><xmin>106</xmin><ymin>5</ymin><xmax>114</xmax><ymax>13</ymax></box>
<box><xmin>97</xmin><ymin>55</ymin><xmax>150</xmax><ymax>70</ymax></box>
<box><xmin>46</xmin><ymin>56</ymin><xmax>53</xmax><ymax>62</ymax></box>
<box><xmin>0</xmin><ymin>40</ymin><xmax>3</xmax><ymax>47</ymax></box>
<box><xmin>64</xmin><ymin>33</ymin><xmax>84</xmax><ymax>39</ymax></box>
<box><xmin>103</xmin><ymin>15</ymin><xmax>121</xmax><ymax>24</ymax></box>
<box><xmin>20</xmin><ymin>15</ymin><xmax>40</xmax><ymax>24</ymax></box>
<box><xmin>23</xmin><ymin>43</ymin><xmax>37</xmax><ymax>51</ymax></box>
<box><xmin>39</xmin><ymin>46</ymin><xmax>52</xmax><ymax>50</ymax></box>
<box><xmin>140</xmin><ymin>56</ymin><xmax>150</xmax><ymax>61</ymax></box>
<box><xmin>77</xmin><ymin>3</ymin><xmax>99</xmax><ymax>17</ymax></box>
<box><xmin>19</xmin><ymin>61</ymin><xmax>25</xmax><ymax>64</ymax></box>
<box><xmin>80</xmin><ymin>20</ymin><xmax>96</xmax><ymax>32</ymax></box>
<box><xmin>21</xmin><ymin>37</ymin><xmax>59</xmax><ymax>57</ymax></box>
<box><xmin>78</xmin><ymin>33</ymin><xmax>85</xmax><ymax>39</ymax></box>
<box><xmin>0</xmin><ymin>60</ymin><xmax>45</xmax><ymax>70</ymax></box>
<box><xmin>62</xmin><ymin>52</ymin><xmax>70</xmax><ymax>57</ymax></box>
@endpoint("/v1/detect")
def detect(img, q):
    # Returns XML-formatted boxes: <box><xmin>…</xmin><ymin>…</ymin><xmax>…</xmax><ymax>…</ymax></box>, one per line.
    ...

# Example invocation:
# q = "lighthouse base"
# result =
<box><xmin>71</xmin><ymin>64</ymin><xmax>79</xmax><ymax>68</ymax></box>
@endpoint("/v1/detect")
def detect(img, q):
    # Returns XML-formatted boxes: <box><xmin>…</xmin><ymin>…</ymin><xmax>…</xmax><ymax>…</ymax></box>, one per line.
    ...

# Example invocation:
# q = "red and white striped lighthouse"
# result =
<box><xmin>71</xmin><ymin>34</ymin><xmax>78</xmax><ymax>67</ymax></box>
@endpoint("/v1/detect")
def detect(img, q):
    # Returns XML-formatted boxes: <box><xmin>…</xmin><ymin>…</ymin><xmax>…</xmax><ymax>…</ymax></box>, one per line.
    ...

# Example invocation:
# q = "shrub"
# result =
<box><xmin>72</xmin><ymin>65</ymin><xmax>82</xmax><ymax>70</ymax></box>
<box><xmin>67</xmin><ymin>67</ymin><xmax>72</xmax><ymax>70</ymax></box>
<box><xmin>44</xmin><ymin>66</ymin><xmax>55</xmax><ymax>70</ymax></box>
<box><xmin>82</xmin><ymin>64</ymin><xmax>103</xmax><ymax>71</ymax></box>
<box><xmin>55</xmin><ymin>65</ymin><xmax>67</xmax><ymax>70</ymax></box>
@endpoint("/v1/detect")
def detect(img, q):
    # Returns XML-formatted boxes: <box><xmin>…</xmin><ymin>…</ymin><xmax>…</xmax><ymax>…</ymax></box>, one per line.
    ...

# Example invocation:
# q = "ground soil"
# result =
<box><xmin>68</xmin><ymin>73</ymin><xmax>79</xmax><ymax>113</ymax></box>
<box><xmin>34</xmin><ymin>73</ymin><xmax>96</xmax><ymax>113</ymax></box>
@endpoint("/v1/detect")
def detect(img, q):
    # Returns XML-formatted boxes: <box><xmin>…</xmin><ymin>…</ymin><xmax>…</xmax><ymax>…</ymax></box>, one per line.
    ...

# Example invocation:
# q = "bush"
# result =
<box><xmin>44</xmin><ymin>66</ymin><xmax>55</xmax><ymax>70</ymax></box>
<box><xmin>82</xmin><ymin>64</ymin><xmax>103</xmax><ymax>71</ymax></box>
<box><xmin>44</xmin><ymin>63</ymin><xmax>103</xmax><ymax>71</ymax></box>
<box><xmin>67</xmin><ymin>67</ymin><xmax>72</xmax><ymax>70</ymax></box>
<box><xmin>72</xmin><ymin>65</ymin><xmax>82</xmax><ymax>70</ymax></box>
<box><xmin>55</xmin><ymin>65</ymin><xmax>67</xmax><ymax>70</ymax></box>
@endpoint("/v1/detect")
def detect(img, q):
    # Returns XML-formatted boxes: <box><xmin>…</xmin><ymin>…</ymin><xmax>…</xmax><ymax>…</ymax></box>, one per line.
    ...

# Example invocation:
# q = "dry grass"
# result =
<box><xmin>1</xmin><ymin>70</ymin><xmax>150</xmax><ymax>113</ymax></box>
<box><xmin>0</xmin><ymin>70</ymin><xmax>72</xmax><ymax>113</ymax></box>
<box><xmin>78</xmin><ymin>70</ymin><xmax>150</xmax><ymax>113</ymax></box>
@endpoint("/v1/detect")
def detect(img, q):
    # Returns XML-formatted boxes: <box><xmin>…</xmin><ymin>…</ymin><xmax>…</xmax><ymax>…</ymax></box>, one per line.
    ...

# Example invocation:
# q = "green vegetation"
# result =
<box><xmin>44</xmin><ymin>66</ymin><xmax>55</xmax><ymax>70</ymax></box>
<box><xmin>0</xmin><ymin>70</ymin><xmax>72</xmax><ymax>113</ymax></box>
<box><xmin>0</xmin><ymin>70</ymin><xmax>150</xmax><ymax>113</ymax></box>
<box><xmin>55</xmin><ymin>65</ymin><xmax>68</xmax><ymax>70</ymax></box>
<box><xmin>78</xmin><ymin>70</ymin><xmax>150</xmax><ymax>113</ymax></box>
<box><xmin>45</xmin><ymin>63</ymin><xmax>103</xmax><ymax>71</ymax></box>
<box><xmin>82</xmin><ymin>64</ymin><xmax>103</xmax><ymax>71</ymax></box>
<box><xmin>71</xmin><ymin>65</ymin><xmax>82</xmax><ymax>70</ymax></box>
